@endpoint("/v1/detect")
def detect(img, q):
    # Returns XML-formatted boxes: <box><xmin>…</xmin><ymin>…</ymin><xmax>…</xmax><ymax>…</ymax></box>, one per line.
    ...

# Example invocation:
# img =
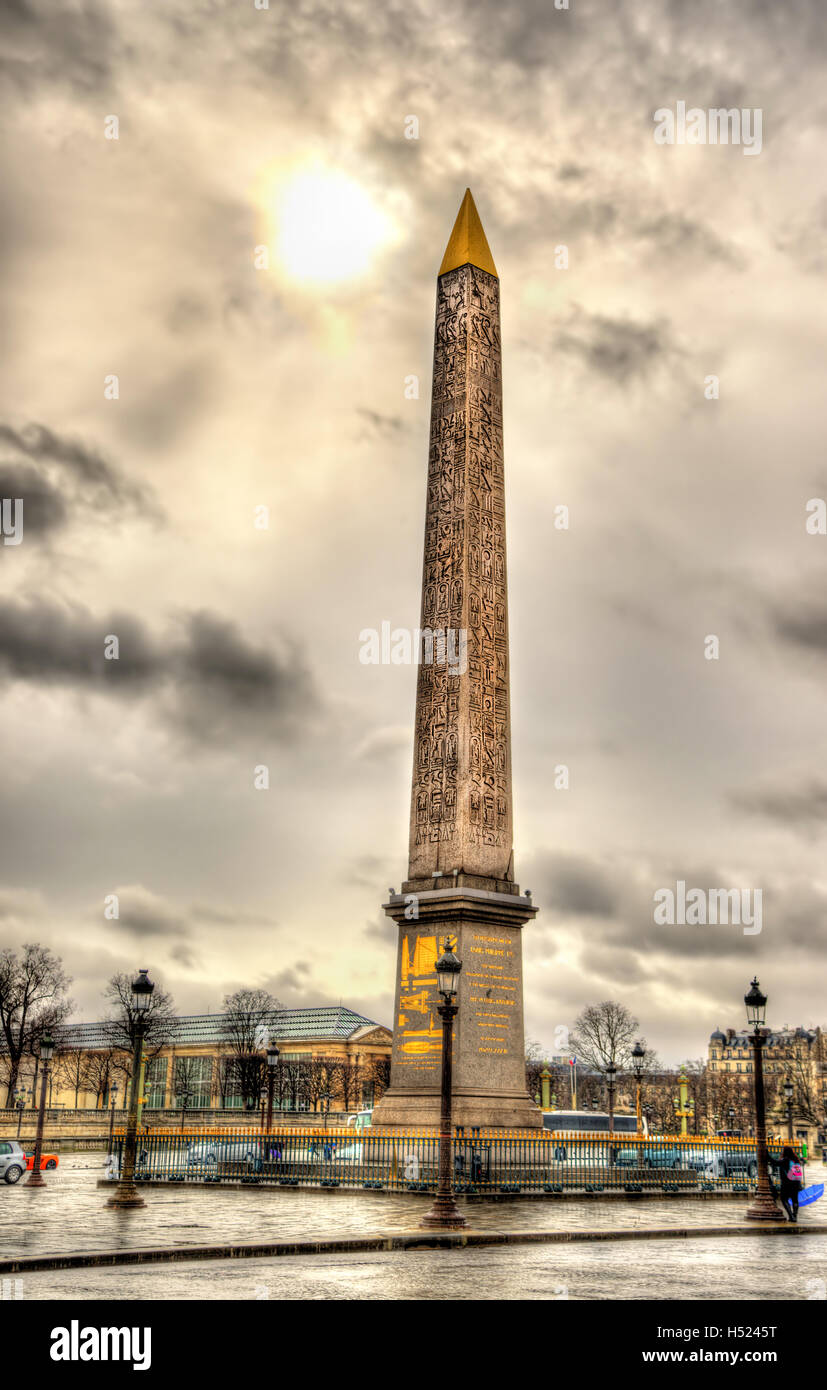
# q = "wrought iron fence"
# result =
<box><xmin>106</xmin><ymin>1129</ymin><xmax>794</xmax><ymax>1195</ymax></box>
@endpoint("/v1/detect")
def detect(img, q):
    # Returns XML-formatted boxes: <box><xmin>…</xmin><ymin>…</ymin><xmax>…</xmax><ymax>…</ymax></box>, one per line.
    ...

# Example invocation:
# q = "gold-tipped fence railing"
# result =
<box><xmin>106</xmin><ymin>1129</ymin><xmax>793</xmax><ymax>1195</ymax></box>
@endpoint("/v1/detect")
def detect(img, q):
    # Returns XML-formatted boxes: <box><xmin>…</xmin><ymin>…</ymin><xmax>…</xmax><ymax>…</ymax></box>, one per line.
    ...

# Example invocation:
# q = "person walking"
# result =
<box><xmin>770</xmin><ymin>1145</ymin><xmax>804</xmax><ymax>1222</ymax></box>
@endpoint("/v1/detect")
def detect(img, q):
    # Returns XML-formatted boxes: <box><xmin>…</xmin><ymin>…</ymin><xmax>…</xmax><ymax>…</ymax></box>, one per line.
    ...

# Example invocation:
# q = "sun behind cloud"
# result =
<box><xmin>269</xmin><ymin>165</ymin><xmax>394</xmax><ymax>285</ymax></box>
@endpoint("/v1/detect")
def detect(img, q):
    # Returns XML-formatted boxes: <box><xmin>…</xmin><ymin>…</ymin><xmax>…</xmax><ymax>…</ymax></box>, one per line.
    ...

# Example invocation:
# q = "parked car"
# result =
<box><xmin>25</xmin><ymin>1151</ymin><xmax>58</xmax><ymax>1171</ymax></box>
<box><xmin>683</xmin><ymin>1148</ymin><xmax>714</xmax><ymax>1173</ymax></box>
<box><xmin>705</xmin><ymin>1150</ymin><xmax>758</xmax><ymax>1179</ymax></box>
<box><xmin>639</xmin><ymin>1146</ymin><xmax>683</xmax><ymax>1169</ymax></box>
<box><xmin>186</xmin><ymin>1139</ymin><xmax>260</xmax><ymax>1169</ymax></box>
<box><xmin>0</xmin><ymin>1141</ymin><xmax>27</xmax><ymax>1184</ymax></box>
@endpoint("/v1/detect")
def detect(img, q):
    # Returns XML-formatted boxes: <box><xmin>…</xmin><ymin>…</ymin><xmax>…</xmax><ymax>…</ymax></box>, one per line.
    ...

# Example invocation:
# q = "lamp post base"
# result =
<box><xmin>746</xmin><ymin>1190</ymin><xmax>783</xmax><ymax>1222</ymax></box>
<box><xmin>25</xmin><ymin>1171</ymin><xmax>45</xmax><ymax>1189</ymax></box>
<box><xmin>106</xmin><ymin>1182</ymin><xmax>146</xmax><ymax>1210</ymax></box>
<box><xmin>420</xmin><ymin>1195</ymin><xmax>467</xmax><ymax>1229</ymax></box>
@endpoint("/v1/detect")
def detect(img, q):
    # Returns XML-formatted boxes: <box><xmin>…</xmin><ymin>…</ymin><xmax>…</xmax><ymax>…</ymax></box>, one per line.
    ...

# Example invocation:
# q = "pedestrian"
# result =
<box><xmin>770</xmin><ymin>1145</ymin><xmax>804</xmax><ymax>1222</ymax></box>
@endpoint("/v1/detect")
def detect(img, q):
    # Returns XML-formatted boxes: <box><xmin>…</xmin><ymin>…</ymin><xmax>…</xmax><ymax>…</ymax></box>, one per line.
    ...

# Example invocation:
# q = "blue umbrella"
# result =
<box><xmin>798</xmin><ymin>1183</ymin><xmax>824</xmax><ymax>1207</ymax></box>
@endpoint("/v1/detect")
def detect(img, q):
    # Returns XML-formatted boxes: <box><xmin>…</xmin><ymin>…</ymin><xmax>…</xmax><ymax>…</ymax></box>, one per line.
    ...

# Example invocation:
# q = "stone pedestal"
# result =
<box><xmin>370</xmin><ymin>884</ymin><xmax>542</xmax><ymax>1130</ymax></box>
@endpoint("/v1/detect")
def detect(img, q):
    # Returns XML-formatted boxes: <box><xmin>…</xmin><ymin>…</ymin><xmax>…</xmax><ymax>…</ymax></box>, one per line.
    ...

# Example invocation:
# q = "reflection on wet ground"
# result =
<box><xmin>12</xmin><ymin>1235</ymin><xmax>827</xmax><ymax>1301</ymax></box>
<box><xmin>3</xmin><ymin>1154</ymin><xmax>824</xmax><ymax>1301</ymax></box>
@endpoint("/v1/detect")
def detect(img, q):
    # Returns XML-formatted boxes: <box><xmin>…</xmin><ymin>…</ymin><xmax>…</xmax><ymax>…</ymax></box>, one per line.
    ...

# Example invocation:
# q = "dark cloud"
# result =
<box><xmin>528</xmin><ymin>852</ymin><xmax>620</xmax><ymax>919</ymax></box>
<box><xmin>771</xmin><ymin>599</ymin><xmax>827</xmax><ymax>656</ymax></box>
<box><xmin>634</xmin><ymin>213</ymin><xmax>745</xmax><ymax>268</ymax></box>
<box><xmin>730</xmin><ymin>779</ymin><xmax>827</xmax><ymax>829</ymax></box>
<box><xmin>356</xmin><ymin>409</ymin><xmax>405</xmax><ymax>439</ymax></box>
<box><xmin>0</xmin><ymin>422</ymin><xmax>160</xmax><ymax>534</ymax></box>
<box><xmin>0</xmin><ymin>463</ymin><xmax>67</xmax><ymax>537</ymax></box>
<box><xmin>116</xmin><ymin>891</ymin><xmax>189</xmax><ymax>939</ymax></box>
<box><xmin>0</xmin><ymin>600</ymin><xmax>158</xmax><ymax>687</ymax></box>
<box><xmin>0</xmin><ymin>598</ymin><xmax>320</xmax><ymax>743</ymax></box>
<box><xmin>775</xmin><ymin>199</ymin><xmax>827</xmax><ymax>274</ymax></box>
<box><xmin>0</xmin><ymin>0</ymin><xmax>118</xmax><ymax>97</ymax></box>
<box><xmin>554</xmin><ymin>308</ymin><xmax>679</xmax><ymax>385</ymax></box>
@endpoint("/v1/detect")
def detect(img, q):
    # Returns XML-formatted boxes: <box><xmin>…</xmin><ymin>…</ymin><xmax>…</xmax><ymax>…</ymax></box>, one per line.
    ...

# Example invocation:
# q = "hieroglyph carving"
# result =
<box><xmin>408</xmin><ymin>265</ymin><xmax>513</xmax><ymax>883</ymax></box>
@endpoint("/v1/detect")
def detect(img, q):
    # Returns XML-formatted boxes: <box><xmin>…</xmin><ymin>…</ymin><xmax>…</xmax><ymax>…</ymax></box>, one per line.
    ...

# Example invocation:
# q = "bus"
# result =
<box><xmin>541</xmin><ymin>1110</ymin><xmax>646</xmax><ymax>1136</ymax></box>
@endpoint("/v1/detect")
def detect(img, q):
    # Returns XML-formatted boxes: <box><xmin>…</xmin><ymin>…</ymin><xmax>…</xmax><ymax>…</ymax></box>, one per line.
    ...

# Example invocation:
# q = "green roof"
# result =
<box><xmin>61</xmin><ymin>1006</ymin><xmax>385</xmax><ymax>1051</ymax></box>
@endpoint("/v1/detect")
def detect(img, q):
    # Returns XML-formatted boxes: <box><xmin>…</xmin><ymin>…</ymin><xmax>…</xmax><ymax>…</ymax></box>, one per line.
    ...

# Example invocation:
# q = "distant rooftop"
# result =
<box><xmin>61</xmin><ymin>1006</ymin><xmax>387</xmax><ymax>1051</ymax></box>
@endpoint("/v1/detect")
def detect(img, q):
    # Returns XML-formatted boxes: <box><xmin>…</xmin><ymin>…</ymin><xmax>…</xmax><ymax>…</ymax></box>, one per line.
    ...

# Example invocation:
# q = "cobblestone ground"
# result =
<box><xmin>3</xmin><ymin>1154</ymin><xmax>824</xmax><ymax>1262</ymax></box>
<box><xmin>9</xmin><ymin>1236</ymin><xmax>827</xmax><ymax>1301</ymax></box>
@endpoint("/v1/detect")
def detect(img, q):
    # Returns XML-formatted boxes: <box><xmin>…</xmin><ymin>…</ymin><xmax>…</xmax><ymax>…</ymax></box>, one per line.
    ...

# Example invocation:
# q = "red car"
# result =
<box><xmin>25</xmin><ymin>1151</ymin><xmax>58</xmax><ymax>1171</ymax></box>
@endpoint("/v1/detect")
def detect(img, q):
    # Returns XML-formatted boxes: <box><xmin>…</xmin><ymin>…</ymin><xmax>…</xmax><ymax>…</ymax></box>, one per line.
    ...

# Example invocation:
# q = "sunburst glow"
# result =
<box><xmin>273</xmin><ymin>168</ymin><xmax>392</xmax><ymax>284</ymax></box>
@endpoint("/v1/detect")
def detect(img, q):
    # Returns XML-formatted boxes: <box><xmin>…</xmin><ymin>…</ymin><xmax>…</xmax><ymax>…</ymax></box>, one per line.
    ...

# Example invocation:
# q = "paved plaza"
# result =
<box><xmin>3</xmin><ymin>1153</ymin><xmax>825</xmax><ymax>1300</ymax></box>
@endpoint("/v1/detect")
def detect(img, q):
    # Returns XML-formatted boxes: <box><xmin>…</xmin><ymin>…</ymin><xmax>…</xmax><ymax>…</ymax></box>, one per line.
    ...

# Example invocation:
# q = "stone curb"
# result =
<box><xmin>3</xmin><ymin>1222</ymin><xmax>825</xmax><ymax>1275</ymax></box>
<box><xmin>93</xmin><ymin>1177</ymin><xmax>754</xmax><ymax>1200</ymax></box>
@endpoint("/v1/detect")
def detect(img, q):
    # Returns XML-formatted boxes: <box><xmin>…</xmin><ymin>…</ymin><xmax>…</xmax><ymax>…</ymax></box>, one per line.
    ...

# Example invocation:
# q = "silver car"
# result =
<box><xmin>0</xmin><ymin>1140</ymin><xmax>27</xmax><ymax>1184</ymax></box>
<box><xmin>186</xmin><ymin>1139</ymin><xmax>260</xmax><ymax>1168</ymax></box>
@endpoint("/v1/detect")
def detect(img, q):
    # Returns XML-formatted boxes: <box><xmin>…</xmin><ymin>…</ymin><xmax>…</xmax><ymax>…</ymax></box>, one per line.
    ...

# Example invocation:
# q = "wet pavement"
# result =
<box><xmin>9</xmin><ymin>1234</ymin><xmax>827</xmax><ymax>1301</ymax></box>
<box><xmin>3</xmin><ymin>1154</ymin><xmax>825</xmax><ymax>1300</ymax></box>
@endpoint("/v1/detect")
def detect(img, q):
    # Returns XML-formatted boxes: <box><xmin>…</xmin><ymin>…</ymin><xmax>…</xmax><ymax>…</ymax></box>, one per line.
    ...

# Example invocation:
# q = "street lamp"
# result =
<box><xmin>632</xmin><ymin>1040</ymin><xmax>646</xmax><ymax>1133</ymax></box>
<box><xmin>605</xmin><ymin>1062</ymin><xmax>617</xmax><ymax>1134</ymax></box>
<box><xmin>25</xmin><ymin>1034</ymin><xmax>54</xmax><ymax>1188</ymax></box>
<box><xmin>540</xmin><ymin>1066</ymin><xmax>552</xmax><ymax>1112</ymax></box>
<box><xmin>320</xmin><ymin>1091</ymin><xmax>332</xmax><ymax>1130</ymax></box>
<box><xmin>744</xmin><ymin>977</ymin><xmax>781</xmax><ymax>1222</ymax></box>
<box><xmin>783</xmin><ymin>1076</ymin><xmax>794</xmax><ymax>1143</ymax></box>
<box><xmin>14</xmin><ymin>1088</ymin><xmax>30</xmax><ymax>1138</ymax></box>
<box><xmin>421</xmin><ymin>938</ymin><xmax>465</xmax><ymax>1229</ymax></box>
<box><xmin>673</xmin><ymin>1068</ymin><xmax>695</xmax><ymax>1136</ymax></box>
<box><xmin>107</xmin><ymin>968</ymin><xmax>154</xmax><ymax>1210</ymax></box>
<box><xmin>108</xmin><ymin>1083</ymin><xmax>119</xmax><ymax>1150</ymax></box>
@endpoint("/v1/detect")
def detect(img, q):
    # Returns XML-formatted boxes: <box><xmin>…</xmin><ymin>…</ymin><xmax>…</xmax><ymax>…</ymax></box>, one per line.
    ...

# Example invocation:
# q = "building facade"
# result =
<box><xmin>40</xmin><ymin>1006</ymin><xmax>391</xmax><ymax>1116</ymax></box>
<box><xmin>707</xmin><ymin>1025</ymin><xmax>826</xmax><ymax>1151</ymax></box>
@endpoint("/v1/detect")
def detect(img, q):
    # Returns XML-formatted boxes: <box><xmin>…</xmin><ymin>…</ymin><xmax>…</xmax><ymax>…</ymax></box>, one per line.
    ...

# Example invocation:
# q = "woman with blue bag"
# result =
<box><xmin>769</xmin><ymin>1145</ymin><xmax>804</xmax><ymax>1222</ymax></box>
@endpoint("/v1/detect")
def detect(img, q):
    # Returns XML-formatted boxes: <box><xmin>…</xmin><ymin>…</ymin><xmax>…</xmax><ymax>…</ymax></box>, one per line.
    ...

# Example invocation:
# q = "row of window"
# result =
<box><xmin>122</xmin><ymin>1055</ymin><xmax>376</xmax><ymax>1111</ymax></box>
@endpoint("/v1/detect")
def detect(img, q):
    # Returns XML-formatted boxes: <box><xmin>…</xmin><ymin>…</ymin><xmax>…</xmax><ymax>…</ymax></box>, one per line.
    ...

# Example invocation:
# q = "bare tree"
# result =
<box><xmin>220</xmin><ymin>988</ymin><xmax>280</xmax><ymax>1110</ymax></box>
<box><xmin>83</xmin><ymin>1049</ymin><xmax>121</xmax><ymax>1108</ymax></box>
<box><xmin>101</xmin><ymin>972</ymin><xmax>177</xmax><ymax>1055</ymax></box>
<box><xmin>569</xmin><ymin>1001</ymin><xmax>642</xmax><ymax>1074</ymax></box>
<box><xmin>0</xmin><ymin>944</ymin><xmax>72</xmax><ymax>1107</ymax></box>
<box><xmin>366</xmin><ymin>1055</ymin><xmax>390</xmax><ymax>1104</ymax></box>
<box><xmin>339</xmin><ymin>1057</ymin><xmax>364</xmax><ymax>1113</ymax></box>
<box><xmin>172</xmin><ymin>1056</ymin><xmax>210</xmax><ymax>1128</ymax></box>
<box><xmin>303</xmin><ymin>1057</ymin><xmax>340</xmax><ymax>1112</ymax></box>
<box><xmin>55</xmin><ymin>1047</ymin><xmax>92</xmax><ymax>1108</ymax></box>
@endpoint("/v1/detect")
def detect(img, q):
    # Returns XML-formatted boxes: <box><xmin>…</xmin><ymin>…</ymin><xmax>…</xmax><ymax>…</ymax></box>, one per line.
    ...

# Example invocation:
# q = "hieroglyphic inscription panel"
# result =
<box><xmin>408</xmin><ymin>264</ymin><xmax>513</xmax><ymax>883</ymax></box>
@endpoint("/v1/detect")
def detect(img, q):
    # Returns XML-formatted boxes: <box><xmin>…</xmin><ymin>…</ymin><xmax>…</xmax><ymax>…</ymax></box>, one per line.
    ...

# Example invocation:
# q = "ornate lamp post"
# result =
<box><xmin>631</xmin><ymin>1040</ymin><xmax>645</xmax><ymax>1133</ymax></box>
<box><xmin>14</xmin><ymin>1088</ymin><xmax>30</xmax><ymax>1138</ymax></box>
<box><xmin>538</xmin><ymin>1066</ymin><xmax>552</xmax><ymax>1111</ymax></box>
<box><xmin>605</xmin><ymin>1062</ymin><xmax>617</xmax><ymax>1134</ymax></box>
<box><xmin>673</xmin><ymin>1068</ymin><xmax>695</xmax><ymax>1136</ymax></box>
<box><xmin>744</xmin><ymin>977</ymin><xmax>781</xmax><ymax>1222</ymax></box>
<box><xmin>108</xmin><ymin>1083</ymin><xmax>119</xmax><ymax>1149</ymax></box>
<box><xmin>783</xmin><ymin>1076</ymin><xmax>794</xmax><ymax>1142</ymax></box>
<box><xmin>266</xmin><ymin>1045</ymin><xmax>279</xmax><ymax>1131</ymax></box>
<box><xmin>25</xmin><ymin>1034</ymin><xmax>53</xmax><ymax>1188</ymax></box>
<box><xmin>107</xmin><ymin>968</ymin><xmax>154</xmax><ymax>1210</ymax></box>
<box><xmin>421</xmin><ymin>939</ymin><xmax>465</xmax><ymax>1229</ymax></box>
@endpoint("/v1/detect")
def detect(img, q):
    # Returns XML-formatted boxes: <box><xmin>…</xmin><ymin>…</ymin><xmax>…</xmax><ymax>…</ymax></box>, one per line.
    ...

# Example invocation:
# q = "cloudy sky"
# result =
<box><xmin>1</xmin><ymin>0</ymin><xmax>826</xmax><ymax>1063</ymax></box>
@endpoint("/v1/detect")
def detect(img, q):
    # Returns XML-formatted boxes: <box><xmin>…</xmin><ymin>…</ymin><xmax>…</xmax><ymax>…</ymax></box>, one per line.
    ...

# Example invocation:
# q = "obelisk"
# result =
<box><xmin>371</xmin><ymin>190</ymin><xmax>541</xmax><ymax>1130</ymax></box>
